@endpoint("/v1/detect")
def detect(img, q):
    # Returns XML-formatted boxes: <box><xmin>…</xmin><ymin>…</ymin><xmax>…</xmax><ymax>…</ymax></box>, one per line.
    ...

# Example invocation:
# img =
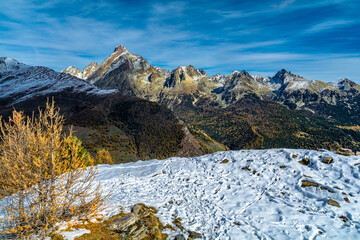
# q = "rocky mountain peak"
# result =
<box><xmin>114</xmin><ymin>45</ymin><xmax>129</xmax><ymax>54</ymax></box>
<box><xmin>61</xmin><ymin>62</ymin><xmax>99</xmax><ymax>80</ymax></box>
<box><xmin>62</xmin><ymin>66</ymin><xmax>81</xmax><ymax>77</ymax></box>
<box><xmin>164</xmin><ymin>65</ymin><xmax>203</xmax><ymax>90</ymax></box>
<box><xmin>81</xmin><ymin>62</ymin><xmax>99</xmax><ymax>79</ymax></box>
<box><xmin>270</xmin><ymin>69</ymin><xmax>306</xmax><ymax>85</ymax></box>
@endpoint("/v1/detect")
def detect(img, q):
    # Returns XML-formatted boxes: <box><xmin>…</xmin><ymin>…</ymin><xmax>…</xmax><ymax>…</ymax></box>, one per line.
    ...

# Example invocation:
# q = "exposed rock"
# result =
<box><xmin>174</xmin><ymin>234</ymin><xmax>186</xmax><ymax>240</ymax></box>
<box><xmin>327</xmin><ymin>199</ymin><xmax>340</xmax><ymax>208</ymax></box>
<box><xmin>220</xmin><ymin>159</ymin><xmax>229</xmax><ymax>164</ymax></box>
<box><xmin>61</xmin><ymin>62</ymin><xmax>99</xmax><ymax>79</ymax></box>
<box><xmin>339</xmin><ymin>215</ymin><xmax>349</xmax><ymax>222</ymax></box>
<box><xmin>176</xmin><ymin>122</ymin><xmax>207</xmax><ymax>157</ymax></box>
<box><xmin>298</xmin><ymin>158</ymin><xmax>310</xmax><ymax>166</ymax></box>
<box><xmin>322</xmin><ymin>157</ymin><xmax>334</xmax><ymax>164</ymax></box>
<box><xmin>188</xmin><ymin>230</ymin><xmax>202</xmax><ymax>239</ymax></box>
<box><xmin>132</xmin><ymin>203</ymin><xmax>144</xmax><ymax>215</ymax></box>
<box><xmin>109</xmin><ymin>213</ymin><xmax>138</xmax><ymax>232</ymax></box>
<box><xmin>301</xmin><ymin>180</ymin><xmax>319</xmax><ymax>188</ymax></box>
<box><xmin>108</xmin><ymin>204</ymin><xmax>168</xmax><ymax>240</ymax></box>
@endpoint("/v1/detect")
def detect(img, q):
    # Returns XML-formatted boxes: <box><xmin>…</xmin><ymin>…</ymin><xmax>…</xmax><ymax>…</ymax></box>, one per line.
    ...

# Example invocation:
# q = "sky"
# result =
<box><xmin>0</xmin><ymin>0</ymin><xmax>359</xmax><ymax>82</ymax></box>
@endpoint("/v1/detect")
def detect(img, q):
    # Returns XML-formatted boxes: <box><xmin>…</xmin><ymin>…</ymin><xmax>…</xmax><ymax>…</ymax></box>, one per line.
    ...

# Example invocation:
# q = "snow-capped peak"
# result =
<box><xmin>230</xmin><ymin>70</ymin><xmax>240</xmax><ymax>75</ymax></box>
<box><xmin>270</xmin><ymin>69</ymin><xmax>307</xmax><ymax>85</ymax></box>
<box><xmin>62</xmin><ymin>62</ymin><xmax>100</xmax><ymax>80</ymax></box>
<box><xmin>330</xmin><ymin>78</ymin><xmax>357</xmax><ymax>91</ymax></box>
<box><xmin>114</xmin><ymin>45</ymin><xmax>129</xmax><ymax>54</ymax></box>
<box><xmin>0</xmin><ymin>57</ymin><xmax>30</xmax><ymax>73</ymax></box>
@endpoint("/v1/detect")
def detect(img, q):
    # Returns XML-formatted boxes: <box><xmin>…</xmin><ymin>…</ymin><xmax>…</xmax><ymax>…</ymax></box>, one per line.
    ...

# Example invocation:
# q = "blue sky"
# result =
<box><xmin>0</xmin><ymin>0</ymin><xmax>359</xmax><ymax>82</ymax></box>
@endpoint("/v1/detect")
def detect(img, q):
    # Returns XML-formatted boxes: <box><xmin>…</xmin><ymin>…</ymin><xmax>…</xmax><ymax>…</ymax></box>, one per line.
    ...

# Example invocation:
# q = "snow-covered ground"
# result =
<box><xmin>95</xmin><ymin>149</ymin><xmax>360</xmax><ymax>240</ymax></box>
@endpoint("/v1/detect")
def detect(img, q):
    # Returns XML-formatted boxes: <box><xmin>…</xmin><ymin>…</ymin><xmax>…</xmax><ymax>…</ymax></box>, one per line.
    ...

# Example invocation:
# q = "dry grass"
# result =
<box><xmin>336</xmin><ymin>125</ymin><xmax>360</xmax><ymax>132</ymax></box>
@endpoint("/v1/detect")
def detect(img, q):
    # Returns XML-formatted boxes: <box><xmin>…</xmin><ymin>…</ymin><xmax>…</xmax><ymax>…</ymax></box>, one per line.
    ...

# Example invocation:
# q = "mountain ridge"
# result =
<box><xmin>60</xmin><ymin>45</ymin><xmax>360</xmax><ymax>114</ymax></box>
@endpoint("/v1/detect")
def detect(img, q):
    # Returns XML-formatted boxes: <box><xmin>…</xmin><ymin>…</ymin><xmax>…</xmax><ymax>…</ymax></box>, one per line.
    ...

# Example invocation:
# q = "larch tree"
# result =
<box><xmin>0</xmin><ymin>100</ymin><xmax>106</xmax><ymax>238</ymax></box>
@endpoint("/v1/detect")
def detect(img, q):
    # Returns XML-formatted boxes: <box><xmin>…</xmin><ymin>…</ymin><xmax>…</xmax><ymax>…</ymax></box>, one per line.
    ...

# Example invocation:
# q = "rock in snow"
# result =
<box><xmin>95</xmin><ymin>149</ymin><xmax>360</xmax><ymax>239</ymax></box>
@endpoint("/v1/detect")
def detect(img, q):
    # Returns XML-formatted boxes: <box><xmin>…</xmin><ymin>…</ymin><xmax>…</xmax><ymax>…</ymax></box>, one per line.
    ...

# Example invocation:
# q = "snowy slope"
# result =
<box><xmin>96</xmin><ymin>149</ymin><xmax>360</xmax><ymax>240</ymax></box>
<box><xmin>0</xmin><ymin>61</ymin><xmax>117</xmax><ymax>105</ymax></box>
<box><xmin>0</xmin><ymin>57</ymin><xmax>29</xmax><ymax>73</ymax></box>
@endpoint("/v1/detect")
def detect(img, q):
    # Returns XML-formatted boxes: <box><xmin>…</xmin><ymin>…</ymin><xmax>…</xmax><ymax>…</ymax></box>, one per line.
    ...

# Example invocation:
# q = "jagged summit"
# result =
<box><xmin>270</xmin><ymin>69</ymin><xmax>306</xmax><ymax>85</ymax></box>
<box><xmin>114</xmin><ymin>45</ymin><xmax>129</xmax><ymax>54</ymax></box>
<box><xmin>61</xmin><ymin>62</ymin><xmax>99</xmax><ymax>79</ymax></box>
<box><xmin>57</xmin><ymin>44</ymin><xmax>360</xmax><ymax>112</ymax></box>
<box><xmin>0</xmin><ymin>57</ymin><xmax>29</xmax><ymax>73</ymax></box>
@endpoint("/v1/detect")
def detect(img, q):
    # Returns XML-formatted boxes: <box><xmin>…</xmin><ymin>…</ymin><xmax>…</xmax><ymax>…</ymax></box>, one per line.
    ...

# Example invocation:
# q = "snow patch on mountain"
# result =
<box><xmin>0</xmin><ymin>65</ymin><xmax>117</xmax><ymax>105</ymax></box>
<box><xmin>0</xmin><ymin>57</ymin><xmax>30</xmax><ymax>73</ymax></box>
<box><xmin>286</xmin><ymin>80</ymin><xmax>312</xmax><ymax>90</ymax></box>
<box><xmin>330</xmin><ymin>78</ymin><xmax>356</xmax><ymax>91</ymax></box>
<box><xmin>95</xmin><ymin>149</ymin><xmax>360</xmax><ymax>240</ymax></box>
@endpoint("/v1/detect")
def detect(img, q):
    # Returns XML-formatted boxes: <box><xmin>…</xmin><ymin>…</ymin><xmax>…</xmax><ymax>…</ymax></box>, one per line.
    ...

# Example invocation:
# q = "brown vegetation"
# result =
<box><xmin>0</xmin><ymin>101</ymin><xmax>105</xmax><ymax>238</ymax></box>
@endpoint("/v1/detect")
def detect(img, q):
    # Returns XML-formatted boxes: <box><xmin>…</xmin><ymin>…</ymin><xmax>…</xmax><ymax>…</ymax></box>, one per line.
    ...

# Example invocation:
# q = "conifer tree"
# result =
<box><xmin>0</xmin><ymin>100</ymin><xmax>105</xmax><ymax>238</ymax></box>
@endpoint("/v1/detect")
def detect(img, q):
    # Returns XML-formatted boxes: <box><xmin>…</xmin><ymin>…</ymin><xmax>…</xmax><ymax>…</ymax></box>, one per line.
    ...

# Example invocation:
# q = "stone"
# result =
<box><xmin>188</xmin><ymin>230</ymin><xmax>202</xmax><ymax>239</ymax></box>
<box><xmin>132</xmin><ymin>203</ymin><xmax>144</xmax><ymax>215</ymax></box>
<box><xmin>298</xmin><ymin>158</ymin><xmax>310</xmax><ymax>166</ymax></box>
<box><xmin>322</xmin><ymin>157</ymin><xmax>333</xmax><ymax>164</ymax></box>
<box><xmin>327</xmin><ymin>199</ymin><xmax>340</xmax><ymax>208</ymax></box>
<box><xmin>109</xmin><ymin>213</ymin><xmax>138</xmax><ymax>232</ymax></box>
<box><xmin>131</xmin><ymin>225</ymin><xmax>148</xmax><ymax>239</ymax></box>
<box><xmin>174</xmin><ymin>234</ymin><xmax>186</xmax><ymax>240</ymax></box>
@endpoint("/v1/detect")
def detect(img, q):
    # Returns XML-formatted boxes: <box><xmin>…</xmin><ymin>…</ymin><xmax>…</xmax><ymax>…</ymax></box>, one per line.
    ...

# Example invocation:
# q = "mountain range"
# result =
<box><xmin>61</xmin><ymin>45</ymin><xmax>360</xmax><ymax>151</ymax></box>
<box><xmin>62</xmin><ymin>45</ymin><xmax>360</xmax><ymax>118</ymax></box>
<box><xmin>1</xmin><ymin>45</ymin><xmax>360</xmax><ymax>163</ymax></box>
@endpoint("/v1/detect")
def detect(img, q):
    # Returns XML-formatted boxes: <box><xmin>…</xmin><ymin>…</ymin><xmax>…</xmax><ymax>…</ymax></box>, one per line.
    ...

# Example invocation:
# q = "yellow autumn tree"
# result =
<box><xmin>0</xmin><ymin>101</ymin><xmax>105</xmax><ymax>238</ymax></box>
<box><xmin>95</xmin><ymin>148</ymin><xmax>114</xmax><ymax>165</ymax></box>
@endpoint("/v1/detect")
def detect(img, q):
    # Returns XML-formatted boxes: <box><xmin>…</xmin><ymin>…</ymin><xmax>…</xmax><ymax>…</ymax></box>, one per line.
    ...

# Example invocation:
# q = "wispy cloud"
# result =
<box><xmin>274</xmin><ymin>0</ymin><xmax>296</xmax><ymax>9</ymax></box>
<box><xmin>304</xmin><ymin>19</ymin><xmax>354</xmax><ymax>34</ymax></box>
<box><xmin>0</xmin><ymin>0</ymin><xmax>359</xmax><ymax>83</ymax></box>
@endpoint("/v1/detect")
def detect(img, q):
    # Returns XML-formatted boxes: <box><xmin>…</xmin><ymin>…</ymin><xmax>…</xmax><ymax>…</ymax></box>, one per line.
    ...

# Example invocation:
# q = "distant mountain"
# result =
<box><xmin>67</xmin><ymin>46</ymin><xmax>360</xmax><ymax>116</ymax></box>
<box><xmin>62</xmin><ymin>62</ymin><xmax>99</xmax><ymax>79</ymax></box>
<box><xmin>0</xmin><ymin>58</ymin><xmax>116</xmax><ymax>106</ymax></box>
<box><xmin>4</xmin><ymin>44</ymin><xmax>360</xmax><ymax>154</ymax></box>
<box><xmin>61</xmin><ymin>45</ymin><xmax>360</xmax><ymax>152</ymax></box>
<box><xmin>0</xmin><ymin>57</ymin><xmax>227</xmax><ymax>162</ymax></box>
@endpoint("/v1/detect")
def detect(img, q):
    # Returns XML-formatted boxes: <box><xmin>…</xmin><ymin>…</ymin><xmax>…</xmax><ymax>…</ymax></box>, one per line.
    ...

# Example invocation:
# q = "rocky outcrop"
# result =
<box><xmin>109</xmin><ymin>204</ymin><xmax>168</xmax><ymax>240</ymax></box>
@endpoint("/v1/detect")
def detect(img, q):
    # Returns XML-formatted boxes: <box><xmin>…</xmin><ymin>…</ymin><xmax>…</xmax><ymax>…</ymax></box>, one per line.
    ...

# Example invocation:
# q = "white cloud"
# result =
<box><xmin>275</xmin><ymin>0</ymin><xmax>296</xmax><ymax>9</ymax></box>
<box><xmin>304</xmin><ymin>19</ymin><xmax>354</xmax><ymax>34</ymax></box>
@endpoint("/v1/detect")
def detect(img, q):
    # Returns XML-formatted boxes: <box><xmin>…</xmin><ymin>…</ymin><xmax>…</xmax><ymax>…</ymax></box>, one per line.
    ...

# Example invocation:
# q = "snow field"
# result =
<box><xmin>94</xmin><ymin>149</ymin><xmax>360</xmax><ymax>239</ymax></box>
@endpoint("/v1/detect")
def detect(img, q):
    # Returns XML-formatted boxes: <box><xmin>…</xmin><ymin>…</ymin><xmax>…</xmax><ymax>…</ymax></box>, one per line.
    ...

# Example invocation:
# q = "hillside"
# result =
<box><xmin>61</xmin><ymin>45</ymin><xmax>360</xmax><ymax>152</ymax></box>
<box><xmin>0</xmin><ymin>58</ymin><xmax>226</xmax><ymax>163</ymax></box>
